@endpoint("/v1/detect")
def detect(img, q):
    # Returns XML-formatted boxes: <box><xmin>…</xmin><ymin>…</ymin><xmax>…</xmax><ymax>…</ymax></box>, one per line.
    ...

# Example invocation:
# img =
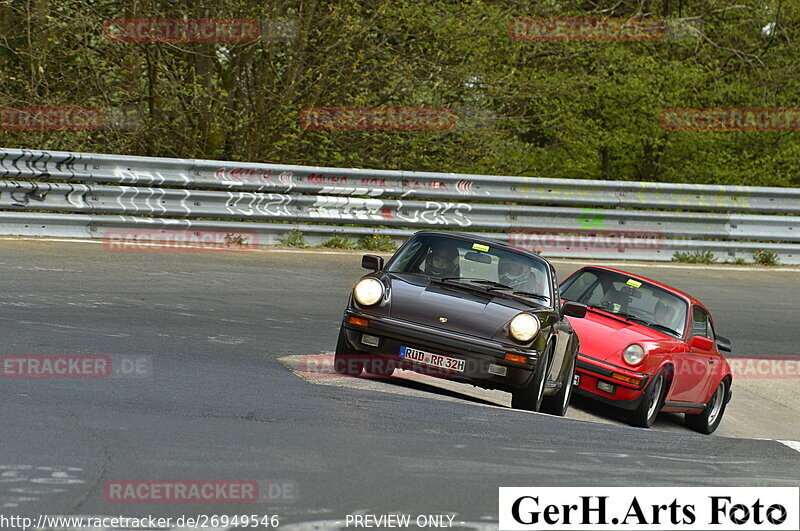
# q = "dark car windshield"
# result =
<box><xmin>387</xmin><ymin>235</ymin><xmax>552</xmax><ymax>305</ymax></box>
<box><xmin>561</xmin><ymin>268</ymin><xmax>688</xmax><ymax>338</ymax></box>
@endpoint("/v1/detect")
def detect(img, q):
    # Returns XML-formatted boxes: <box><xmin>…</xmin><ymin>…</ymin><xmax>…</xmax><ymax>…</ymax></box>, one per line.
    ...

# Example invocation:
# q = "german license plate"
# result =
<box><xmin>399</xmin><ymin>346</ymin><xmax>465</xmax><ymax>372</ymax></box>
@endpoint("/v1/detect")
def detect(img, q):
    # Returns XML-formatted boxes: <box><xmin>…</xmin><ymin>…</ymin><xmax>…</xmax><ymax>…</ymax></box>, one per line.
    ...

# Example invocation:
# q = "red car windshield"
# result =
<box><xmin>561</xmin><ymin>268</ymin><xmax>688</xmax><ymax>338</ymax></box>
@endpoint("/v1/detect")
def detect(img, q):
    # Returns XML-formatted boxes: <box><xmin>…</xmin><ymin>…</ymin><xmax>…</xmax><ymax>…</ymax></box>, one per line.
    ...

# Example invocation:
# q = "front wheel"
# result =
<box><xmin>332</xmin><ymin>328</ymin><xmax>364</xmax><ymax>377</ymax></box>
<box><xmin>511</xmin><ymin>347</ymin><xmax>550</xmax><ymax>412</ymax></box>
<box><xmin>628</xmin><ymin>370</ymin><xmax>667</xmax><ymax>428</ymax></box>
<box><xmin>685</xmin><ymin>379</ymin><xmax>728</xmax><ymax>434</ymax></box>
<box><xmin>540</xmin><ymin>354</ymin><xmax>576</xmax><ymax>417</ymax></box>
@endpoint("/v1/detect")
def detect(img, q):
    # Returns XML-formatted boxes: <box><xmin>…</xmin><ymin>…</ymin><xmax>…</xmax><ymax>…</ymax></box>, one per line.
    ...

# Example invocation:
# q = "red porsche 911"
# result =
<box><xmin>559</xmin><ymin>266</ymin><xmax>732</xmax><ymax>434</ymax></box>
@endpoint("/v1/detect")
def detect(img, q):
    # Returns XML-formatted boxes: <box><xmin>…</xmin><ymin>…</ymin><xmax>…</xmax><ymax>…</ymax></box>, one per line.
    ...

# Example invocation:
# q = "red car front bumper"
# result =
<box><xmin>574</xmin><ymin>354</ymin><xmax>653</xmax><ymax>411</ymax></box>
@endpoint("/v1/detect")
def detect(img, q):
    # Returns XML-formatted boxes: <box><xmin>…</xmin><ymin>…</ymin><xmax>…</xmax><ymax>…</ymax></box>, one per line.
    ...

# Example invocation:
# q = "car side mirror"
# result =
<box><xmin>716</xmin><ymin>335</ymin><xmax>732</xmax><ymax>353</ymax></box>
<box><xmin>689</xmin><ymin>335</ymin><xmax>714</xmax><ymax>351</ymax></box>
<box><xmin>361</xmin><ymin>254</ymin><xmax>384</xmax><ymax>271</ymax></box>
<box><xmin>562</xmin><ymin>301</ymin><xmax>587</xmax><ymax>318</ymax></box>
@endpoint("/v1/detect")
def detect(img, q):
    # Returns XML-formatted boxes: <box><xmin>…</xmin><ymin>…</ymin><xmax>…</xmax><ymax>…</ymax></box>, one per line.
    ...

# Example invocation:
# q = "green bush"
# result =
<box><xmin>753</xmin><ymin>249</ymin><xmax>779</xmax><ymax>266</ymax></box>
<box><xmin>672</xmin><ymin>250</ymin><xmax>717</xmax><ymax>264</ymax></box>
<box><xmin>357</xmin><ymin>234</ymin><xmax>396</xmax><ymax>252</ymax></box>
<box><xmin>280</xmin><ymin>229</ymin><xmax>307</xmax><ymax>248</ymax></box>
<box><xmin>323</xmin><ymin>233</ymin><xmax>356</xmax><ymax>249</ymax></box>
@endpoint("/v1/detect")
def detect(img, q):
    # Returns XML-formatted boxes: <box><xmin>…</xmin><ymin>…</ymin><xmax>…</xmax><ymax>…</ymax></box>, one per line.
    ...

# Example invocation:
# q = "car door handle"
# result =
<box><xmin>708</xmin><ymin>358</ymin><xmax>716</xmax><ymax>364</ymax></box>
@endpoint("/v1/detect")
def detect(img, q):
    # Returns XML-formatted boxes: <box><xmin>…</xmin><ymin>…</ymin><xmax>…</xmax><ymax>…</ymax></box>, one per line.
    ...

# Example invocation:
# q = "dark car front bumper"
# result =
<box><xmin>341</xmin><ymin>310</ymin><xmax>543</xmax><ymax>391</ymax></box>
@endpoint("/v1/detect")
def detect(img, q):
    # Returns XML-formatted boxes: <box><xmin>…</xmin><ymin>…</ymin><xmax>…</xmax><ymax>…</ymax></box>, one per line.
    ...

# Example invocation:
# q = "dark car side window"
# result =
<box><xmin>391</xmin><ymin>239</ymin><xmax>425</xmax><ymax>271</ymax></box>
<box><xmin>691</xmin><ymin>307</ymin><xmax>715</xmax><ymax>340</ymax></box>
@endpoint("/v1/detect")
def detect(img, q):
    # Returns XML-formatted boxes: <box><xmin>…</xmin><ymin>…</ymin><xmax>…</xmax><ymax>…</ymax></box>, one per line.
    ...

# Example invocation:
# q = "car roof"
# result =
<box><xmin>572</xmin><ymin>265</ymin><xmax>709</xmax><ymax>311</ymax></box>
<box><xmin>410</xmin><ymin>230</ymin><xmax>546</xmax><ymax>263</ymax></box>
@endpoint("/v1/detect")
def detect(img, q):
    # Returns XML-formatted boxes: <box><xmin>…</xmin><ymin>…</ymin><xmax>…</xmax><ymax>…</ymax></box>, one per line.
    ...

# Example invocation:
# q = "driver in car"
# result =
<box><xmin>422</xmin><ymin>244</ymin><xmax>460</xmax><ymax>278</ymax></box>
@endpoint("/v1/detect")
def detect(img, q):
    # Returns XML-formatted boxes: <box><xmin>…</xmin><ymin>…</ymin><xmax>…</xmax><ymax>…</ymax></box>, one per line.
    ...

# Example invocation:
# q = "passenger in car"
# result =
<box><xmin>498</xmin><ymin>254</ymin><xmax>542</xmax><ymax>293</ymax></box>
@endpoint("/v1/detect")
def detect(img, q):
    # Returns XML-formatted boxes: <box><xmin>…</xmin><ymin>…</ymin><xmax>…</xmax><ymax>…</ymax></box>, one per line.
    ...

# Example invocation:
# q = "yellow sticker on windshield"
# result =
<box><xmin>626</xmin><ymin>279</ymin><xmax>642</xmax><ymax>288</ymax></box>
<box><xmin>472</xmin><ymin>243</ymin><xmax>489</xmax><ymax>252</ymax></box>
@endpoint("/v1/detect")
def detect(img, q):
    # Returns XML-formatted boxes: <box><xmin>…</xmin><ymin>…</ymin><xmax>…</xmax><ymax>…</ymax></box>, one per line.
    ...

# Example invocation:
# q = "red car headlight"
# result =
<box><xmin>623</xmin><ymin>344</ymin><xmax>645</xmax><ymax>365</ymax></box>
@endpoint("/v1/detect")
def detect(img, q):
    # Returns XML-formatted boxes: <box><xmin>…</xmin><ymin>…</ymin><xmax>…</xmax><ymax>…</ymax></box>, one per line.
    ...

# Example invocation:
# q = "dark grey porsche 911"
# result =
<box><xmin>334</xmin><ymin>231</ymin><xmax>587</xmax><ymax>416</ymax></box>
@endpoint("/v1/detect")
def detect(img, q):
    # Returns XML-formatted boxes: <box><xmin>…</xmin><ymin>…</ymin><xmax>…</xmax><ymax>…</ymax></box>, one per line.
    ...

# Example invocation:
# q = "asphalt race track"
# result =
<box><xmin>1</xmin><ymin>239</ymin><xmax>799</xmax><ymax>530</ymax></box>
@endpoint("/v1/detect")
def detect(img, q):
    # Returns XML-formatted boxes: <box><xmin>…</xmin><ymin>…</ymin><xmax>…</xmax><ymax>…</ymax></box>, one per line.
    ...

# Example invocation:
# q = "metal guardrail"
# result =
<box><xmin>4</xmin><ymin>148</ymin><xmax>800</xmax><ymax>212</ymax></box>
<box><xmin>1</xmin><ymin>180</ymin><xmax>798</xmax><ymax>242</ymax></box>
<box><xmin>1</xmin><ymin>147</ymin><xmax>799</xmax><ymax>264</ymax></box>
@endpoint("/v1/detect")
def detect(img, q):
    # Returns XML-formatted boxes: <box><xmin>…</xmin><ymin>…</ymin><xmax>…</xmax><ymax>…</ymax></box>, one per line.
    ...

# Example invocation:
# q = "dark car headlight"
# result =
<box><xmin>509</xmin><ymin>313</ymin><xmax>540</xmax><ymax>342</ymax></box>
<box><xmin>353</xmin><ymin>278</ymin><xmax>384</xmax><ymax>306</ymax></box>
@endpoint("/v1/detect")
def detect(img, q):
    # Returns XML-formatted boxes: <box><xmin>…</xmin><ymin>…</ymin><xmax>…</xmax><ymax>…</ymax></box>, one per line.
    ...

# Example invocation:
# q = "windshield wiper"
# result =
<box><xmin>433</xmin><ymin>277</ymin><xmax>494</xmax><ymax>294</ymax></box>
<box><xmin>439</xmin><ymin>277</ymin><xmax>499</xmax><ymax>284</ymax></box>
<box><xmin>468</xmin><ymin>279</ymin><xmax>515</xmax><ymax>289</ymax></box>
<box><xmin>647</xmin><ymin>323</ymin><xmax>682</xmax><ymax>337</ymax></box>
<box><xmin>438</xmin><ymin>278</ymin><xmax>550</xmax><ymax>302</ymax></box>
<box><xmin>479</xmin><ymin>282</ymin><xmax>550</xmax><ymax>302</ymax></box>
<box><xmin>507</xmin><ymin>290</ymin><xmax>550</xmax><ymax>302</ymax></box>
<box><xmin>464</xmin><ymin>279</ymin><xmax>550</xmax><ymax>300</ymax></box>
<box><xmin>615</xmin><ymin>312</ymin><xmax>651</xmax><ymax>326</ymax></box>
<box><xmin>439</xmin><ymin>277</ymin><xmax>511</xmax><ymax>290</ymax></box>
<box><xmin>615</xmin><ymin>311</ymin><xmax>682</xmax><ymax>337</ymax></box>
<box><xmin>587</xmin><ymin>304</ymin><xmax>619</xmax><ymax>313</ymax></box>
<box><xmin>586</xmin><ymin>307</ymin><xmax>643</xmax><ymax>323</ymax></box>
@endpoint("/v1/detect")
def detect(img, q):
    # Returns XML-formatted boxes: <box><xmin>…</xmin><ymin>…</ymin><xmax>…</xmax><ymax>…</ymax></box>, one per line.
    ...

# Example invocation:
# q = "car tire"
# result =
<box><xmin>333</xmin><ymin>328</ymin><xmax>364</xmax><ymax>377</ymax></box>
<box><xmin>365</xmin><ymin>357</ymin><xmax>395</xmax><ymax>378</ymax></box>
<box><xmin>511</xmin><ymin>346</ymin><xmax>550</xmax><ymax>412</ymax></box>
<box><xmin>685</xmin><ymin>379</ymin><xmax>728</xmax><ymax>435</ymax></box>
<box><xmin>628</xmin><ymin>370</ymin><xmax>667</xmax><ymax>428</ymax></box>
<box><xmin>540</xmin><ymin>354</ymin><xmax>576</xmax><ymax>417</ymax></box>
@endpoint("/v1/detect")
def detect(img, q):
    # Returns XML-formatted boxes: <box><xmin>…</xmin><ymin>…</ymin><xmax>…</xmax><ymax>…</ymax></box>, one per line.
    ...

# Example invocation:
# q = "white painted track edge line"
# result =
<box><xmin>777</xmin><ymin>440</ymin><xmax>800</xmax><ymax>453</ymax></box>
